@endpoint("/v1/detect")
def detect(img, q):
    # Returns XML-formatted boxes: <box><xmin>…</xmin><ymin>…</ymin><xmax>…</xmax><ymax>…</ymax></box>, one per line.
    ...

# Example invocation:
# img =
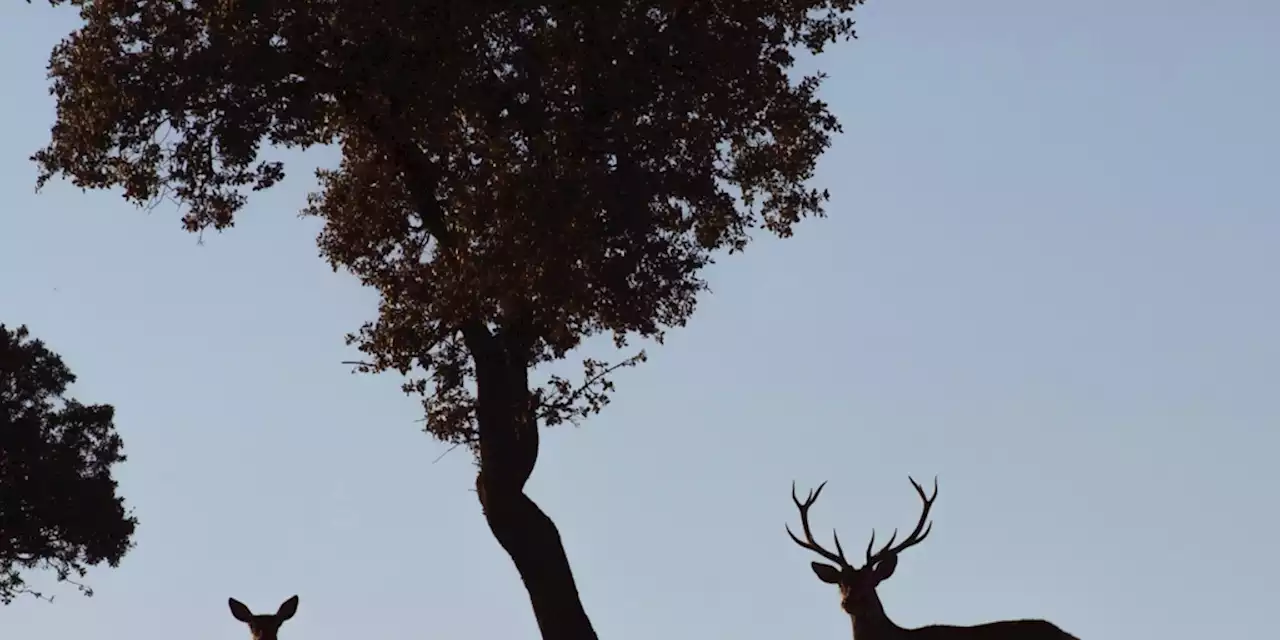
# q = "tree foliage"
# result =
<box><xmin>0</xmin><ymin>325</ymin><xmax>136</xmax><ymax>604</ymax></box>
<box><xmin>30</xmin><ymin>0</ymin><xmax>860</xmax><ymax>636</ymax></box>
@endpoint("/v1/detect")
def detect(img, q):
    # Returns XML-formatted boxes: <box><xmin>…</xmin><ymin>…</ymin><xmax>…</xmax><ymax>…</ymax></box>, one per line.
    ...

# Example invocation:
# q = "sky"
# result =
<box><xmin>1</xmin><ymin>1</ymin><xmax>1277</xmax><ymax>639</ymax></box>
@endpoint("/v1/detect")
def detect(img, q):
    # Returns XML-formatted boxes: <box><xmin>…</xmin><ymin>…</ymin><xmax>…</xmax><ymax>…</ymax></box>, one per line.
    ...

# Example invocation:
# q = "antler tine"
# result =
<box><xmin>832</xmin><ymin>528</ymin><xmax>846</xmax><ymax>561</ymax></box>
<box><xmin>867</xmin><ymin>475</ymin><xmax>939</xmax><ymax>563</ymax></box>
<box><xmin>786</xmin><ymin>481</ymin><xmax>851</xmax><ymax>568</ymax></box>
<box><xmin>864</xmin><ymin>527</ymin><xmax>901</xmax><ymax>565</ymax></box>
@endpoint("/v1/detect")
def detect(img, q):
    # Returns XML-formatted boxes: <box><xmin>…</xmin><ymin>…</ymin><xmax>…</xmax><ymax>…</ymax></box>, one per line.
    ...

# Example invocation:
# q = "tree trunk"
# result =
<box><xmin>476</xmin><ymin>474</ymin><xmax>597</xmax><ymax>640</ymax></box>
<box><xmin>466</xmin><ymin>322</ymin><xmax>599</xmax><ymax>640</ymax></box>
<box><xmin>359</xmin><ymin>104</ymin><xmax>597</xmax><ymax>639</ymax></box>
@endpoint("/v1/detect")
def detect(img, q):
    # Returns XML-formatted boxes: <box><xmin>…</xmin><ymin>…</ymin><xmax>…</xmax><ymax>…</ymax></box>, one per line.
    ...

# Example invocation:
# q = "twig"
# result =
<box><xmin>539</xmin><ymin>351</ymin><xmax>646</xmax><ymax>417</ymax></box>
<box><xmin>432</xmin><ymin>443</ymin><xmax>461</xmax><ymax>464</ymax></box>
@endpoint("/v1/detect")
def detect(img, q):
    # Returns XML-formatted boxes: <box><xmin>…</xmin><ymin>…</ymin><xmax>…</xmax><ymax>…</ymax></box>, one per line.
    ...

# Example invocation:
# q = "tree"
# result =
<box><xmin>29</xmin><ymin>0</ymin><xmax>860</xmax><ymax>636</ymax></box>
<box><xmin>0</xmin><ymin>324</ymin><xmax>136</xmax><ymax>604</ymax></box>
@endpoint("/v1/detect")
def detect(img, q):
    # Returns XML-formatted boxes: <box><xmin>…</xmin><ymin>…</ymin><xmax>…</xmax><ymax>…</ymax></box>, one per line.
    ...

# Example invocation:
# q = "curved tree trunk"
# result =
<box><xmin>466</xmin><ymin>322</ymin><xmax>599</xmax><ymax>640</ymax></box>
<box><xmin>476</xmin><ymin>474</ymin><xmax>597</xmax><ymax>640</ymax></box>
<box><xmin>361</xmin><ymin>103</ymin><xmax>598</xmax><ymax>640</ymax></box>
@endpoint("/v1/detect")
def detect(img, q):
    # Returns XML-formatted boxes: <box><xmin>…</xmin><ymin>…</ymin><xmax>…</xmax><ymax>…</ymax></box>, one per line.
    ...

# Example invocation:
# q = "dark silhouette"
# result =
<box><xmin>229</xmin><ymin>595</ymin><xmax>299</xmax><ymax>640</ymax></box>
<box><xmin>788</xmin><ymin>479</ymin><xmax>1080</xmax><ymax>639</ymax></box>
<box><xmin>29</xmin><ymin>2</ymin><xmax>861</xmax><ymax>636</ymax></box>
<box><xmin>0</xmin><ymin>324</ymin><xmax>136</xmax><ymax>603</ymax></box>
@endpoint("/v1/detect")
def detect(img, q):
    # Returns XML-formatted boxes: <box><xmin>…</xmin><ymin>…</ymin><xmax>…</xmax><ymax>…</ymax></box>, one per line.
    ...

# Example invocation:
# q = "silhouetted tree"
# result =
<box><xmin>29</xmin><ymin>1</ymin><xmax>860</xmax><ymax>636</ymax></box>
<box><xmin>0</xmin><ymin>324</ymin><xmax>136</xmax><ymax>604</ymax></box>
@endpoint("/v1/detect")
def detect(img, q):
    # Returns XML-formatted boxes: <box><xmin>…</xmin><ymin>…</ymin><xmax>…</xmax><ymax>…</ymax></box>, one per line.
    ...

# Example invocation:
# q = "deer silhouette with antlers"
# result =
<box><xmin>788</xmin><ymin>478</ymin><xmax>1079</xmax><ymax>639</ymax></box>
<box><xmin>228</xmin><ymin>595</ymin><xmax>299</xmax><ymax>640</ymax></box>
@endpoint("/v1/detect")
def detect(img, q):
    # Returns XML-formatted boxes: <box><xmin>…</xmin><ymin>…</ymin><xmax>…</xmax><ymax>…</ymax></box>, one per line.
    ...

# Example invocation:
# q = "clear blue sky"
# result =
<box><xmin>2</xmin><ymin>2</ymin><xmax>1277</xmax><ymax>639</ymax></box>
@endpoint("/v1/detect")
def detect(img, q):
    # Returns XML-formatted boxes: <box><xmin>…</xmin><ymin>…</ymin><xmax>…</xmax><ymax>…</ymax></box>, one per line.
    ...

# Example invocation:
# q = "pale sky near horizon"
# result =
<box><xmin>2</xmin><ymin>2</ymin><xmax>1277</xmax><ymax>639</ymax></box>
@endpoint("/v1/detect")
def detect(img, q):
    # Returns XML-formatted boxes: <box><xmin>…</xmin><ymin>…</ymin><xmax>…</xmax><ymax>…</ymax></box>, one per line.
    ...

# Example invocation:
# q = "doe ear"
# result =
<box><xmin>871</xmin><ymin>554</ymin><xmax>899</xmax><ymax>582</ymax></box>
<box><xmin>276</xmin><ymin>595</ymin><xmax>299</xmax><ymax>621</ymax></box>
<box><xmin>228</xmin><ymin>598</ymin><xmax>254</xmax><ymax>623</ymax></box>
<box><xmin>810</xmin><ymin>562</ymin><xmax>843</xmax><ymax>584</ymax></box>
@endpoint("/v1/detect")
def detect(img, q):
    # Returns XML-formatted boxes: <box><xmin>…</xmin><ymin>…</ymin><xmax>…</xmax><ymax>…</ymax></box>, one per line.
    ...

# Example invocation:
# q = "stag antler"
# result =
<box><xmin>865</xmin><ymin>476</ymin><xmax>938</xmax><ymax>566</ymax></box>
<box><xmin>787</xmin><ymin>481</ymin><xmax>852</xmax><ymax>568</ymax></box>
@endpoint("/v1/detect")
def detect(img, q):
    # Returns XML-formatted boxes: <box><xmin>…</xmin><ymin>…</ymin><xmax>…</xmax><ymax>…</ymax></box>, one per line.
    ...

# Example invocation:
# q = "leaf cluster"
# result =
<box><xmin>0</xmin><ymin>325</ymin><xmax>136</xmax><ymax>604</ymax></box>
<box><xmin>32</xmin><ymin>0</ymin><xmax>861</xmax><ymax>447</ymax></box>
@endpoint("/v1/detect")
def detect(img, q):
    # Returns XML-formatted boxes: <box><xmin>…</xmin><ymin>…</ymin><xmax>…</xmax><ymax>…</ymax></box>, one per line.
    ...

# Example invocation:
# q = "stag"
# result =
<box><xmin>787</xmin><ymin>478</ymin><xmax>1079</xmax><ymax>639</ymax></box>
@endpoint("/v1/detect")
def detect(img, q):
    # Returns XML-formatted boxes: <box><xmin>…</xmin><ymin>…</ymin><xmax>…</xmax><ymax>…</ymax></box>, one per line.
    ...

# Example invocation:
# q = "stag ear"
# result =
<box><xmin>228</xmin><ymin>598</ymin><xmax>254</xmax><ymax>622</ymax></box>
<box><xmin>871</xmin><ymin>554</ymin><xmax>899</xmax><ymax>582</ymax></box>
<box><xmin>276</xmin><ymin>595</ymin><xmax>299</xmax><ymax>621</ymax></box>
<box><xmin>811</xmin><ymin>562</ymin><xmax>843</xmax><ymax>584</ymax></box>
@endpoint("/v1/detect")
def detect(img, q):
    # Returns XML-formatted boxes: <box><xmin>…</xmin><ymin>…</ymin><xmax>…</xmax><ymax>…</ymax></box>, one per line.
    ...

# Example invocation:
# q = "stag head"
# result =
<box><xmin>787</xmin><ymin>477</ymin><xmax>938</xmax><ymax>615</ymax></box>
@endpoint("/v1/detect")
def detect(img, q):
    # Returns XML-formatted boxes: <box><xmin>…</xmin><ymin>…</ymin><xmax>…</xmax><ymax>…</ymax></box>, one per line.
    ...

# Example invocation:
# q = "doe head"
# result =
<box><xmin>787</xmin><ymin>477</ymin><xmax>938</xmax><ymax>614</ymax></box>
<box><xmin>228</xmin><ymin>595</ymin><xmax>299</xmax><ymax>640</ymax></box>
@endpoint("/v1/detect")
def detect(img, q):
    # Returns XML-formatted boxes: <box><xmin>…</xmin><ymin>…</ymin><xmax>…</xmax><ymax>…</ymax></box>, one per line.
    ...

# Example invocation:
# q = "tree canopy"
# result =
<box><xmin>0</xmin><ymin>324</ymin><xmax>136</xmax><ymax>604</ymax></box>
<box><xmin>30</xmin><ymin>0</ymin><xmax>860</xmax><ymax>636</ymax></box>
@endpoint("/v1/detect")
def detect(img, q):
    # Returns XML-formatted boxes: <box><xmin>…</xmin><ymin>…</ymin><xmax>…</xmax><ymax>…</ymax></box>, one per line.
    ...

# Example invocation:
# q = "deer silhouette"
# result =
<box><xmin>788</xmin><ymin>478</ymin><xmax>1079</xmax><ymax>639</ymax></box>
<box><xmin>228</xmin><ymin>595</ymin><xmax>299</xmax><ymax>640</ymax></box>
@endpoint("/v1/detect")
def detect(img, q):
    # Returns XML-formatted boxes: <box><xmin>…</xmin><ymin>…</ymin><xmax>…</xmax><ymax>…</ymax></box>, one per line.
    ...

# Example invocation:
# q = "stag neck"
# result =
<box><xmin>851</xmin><ymin>615</ymin><xmax>906</xmax><ymax>640</ymax></box>
<box><xmin>849</xmin><ymin>594</ymin><xmax>906</xmax><ymax>640</ymax></box>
